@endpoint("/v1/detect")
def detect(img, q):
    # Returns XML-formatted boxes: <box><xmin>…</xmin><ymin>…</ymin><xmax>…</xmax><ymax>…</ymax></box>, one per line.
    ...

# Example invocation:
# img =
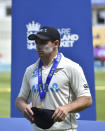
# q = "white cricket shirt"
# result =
<box><xmin>18</xmin><ymin>53</ymin><xmax>91</xmax><ymax>131</ymax></box>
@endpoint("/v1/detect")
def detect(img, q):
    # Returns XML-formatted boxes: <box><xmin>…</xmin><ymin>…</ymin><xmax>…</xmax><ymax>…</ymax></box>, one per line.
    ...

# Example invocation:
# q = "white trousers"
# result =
<box><xmin>34</xmin><ymin>129</ymin><xmax>77</xmax><ymax>131</ymax></box>
<box><xmin>65</xmin><ymin>129</ymin><xmax>77</xmax><ymax>131</ymax></box>
<box><xmin>33</xmin><ymin>124</ymin><xmax>77</xmax><ymax>131</ymax></box>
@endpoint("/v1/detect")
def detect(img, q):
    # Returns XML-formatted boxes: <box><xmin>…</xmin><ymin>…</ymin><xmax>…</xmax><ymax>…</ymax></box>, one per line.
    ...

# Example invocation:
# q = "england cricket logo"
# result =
<box><xmin>26</xmin><ymin>21</ymin><xmax>79</xmax><ymax>50</ymax></box>
<box><xmin>26</xmin><ymin>21</ymin><xmax>41</xmax><ymax>49</ymax></box>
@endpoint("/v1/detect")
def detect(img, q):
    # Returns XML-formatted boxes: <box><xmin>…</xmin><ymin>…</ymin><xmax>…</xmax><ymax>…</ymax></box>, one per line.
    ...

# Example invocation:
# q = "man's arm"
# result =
<box><xmin>52</xmin><ymin>96</ymin><xmax>92</xmax><ymax>122</ymax></box>
<box><xmin>66</xmin><ymin>96</ymin><xmax>92</xmax><ymax>113</ymax></box>
<box><xmin>16</xmin><ymin>97</ymin><xmax>34</xmax><ymax>123</ymax></box>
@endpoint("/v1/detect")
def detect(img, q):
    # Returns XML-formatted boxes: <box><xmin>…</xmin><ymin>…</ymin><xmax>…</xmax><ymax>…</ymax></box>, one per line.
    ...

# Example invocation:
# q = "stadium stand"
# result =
<box><xmin>93</xmin><ymin>26</ymin><xmax>105</xmax><ymax>47</ymax></box>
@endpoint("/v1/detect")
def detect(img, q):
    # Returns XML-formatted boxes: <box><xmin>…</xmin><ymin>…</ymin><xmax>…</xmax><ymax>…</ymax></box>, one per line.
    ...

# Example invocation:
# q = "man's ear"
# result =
<box><xmin>54</xmin><ymin>40</ymin><xmax>60</xmax><ymax>48</ymax></box>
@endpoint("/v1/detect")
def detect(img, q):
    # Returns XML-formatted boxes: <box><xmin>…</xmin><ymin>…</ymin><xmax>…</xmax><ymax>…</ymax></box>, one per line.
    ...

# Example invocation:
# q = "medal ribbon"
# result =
<box><xmin>38</xmin><ymin>52</ymin><xmax>62</xmax><ymax>101</ymax></box>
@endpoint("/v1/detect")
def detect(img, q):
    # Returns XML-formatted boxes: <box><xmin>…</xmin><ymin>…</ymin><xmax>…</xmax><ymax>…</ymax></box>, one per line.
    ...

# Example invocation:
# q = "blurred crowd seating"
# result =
<box><xmin>92</xmin><ymin>26</ymin><xmax>105</xmax><ymax>69</ymax></box>
<box><xmin>93</xmin><ymin>26</ymin><xmax>105</xmax><ymax>48</ymax></box>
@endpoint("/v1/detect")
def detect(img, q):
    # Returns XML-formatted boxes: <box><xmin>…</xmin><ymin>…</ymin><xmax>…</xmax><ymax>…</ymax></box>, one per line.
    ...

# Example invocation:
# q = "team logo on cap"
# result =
<box><xmin>26</xmin><ymin>21</ymin><xmax>79</xmax><ymax>50</ymax></box>
<box><xmin>39</xmin><ymin>28</ymin><xmax>47</xmax><ymax>32</ymax></box>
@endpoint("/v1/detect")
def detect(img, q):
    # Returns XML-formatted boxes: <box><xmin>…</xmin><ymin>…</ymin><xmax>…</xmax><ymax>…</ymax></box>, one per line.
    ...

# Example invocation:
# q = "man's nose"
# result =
<box><xmin>36</xmin><ymin>45</ymin><xmax>43</xmax><ymax>50</ymax></box>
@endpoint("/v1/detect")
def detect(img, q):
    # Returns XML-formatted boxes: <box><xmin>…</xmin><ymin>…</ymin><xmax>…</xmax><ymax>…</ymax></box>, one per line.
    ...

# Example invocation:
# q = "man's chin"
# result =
<box><xmin>37</xmin><ymin>51</ymin><xmax>45</xmax><ymax>57</ymax></box>
<box><xmin>37</xmin><ymin>50</ymin><xmax>52</xmax><ymax>57</ymax></box>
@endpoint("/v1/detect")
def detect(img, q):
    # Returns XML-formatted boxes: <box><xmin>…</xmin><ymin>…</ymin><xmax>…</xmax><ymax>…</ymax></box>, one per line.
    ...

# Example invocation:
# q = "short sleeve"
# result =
<box><xmin>70</xmin><ymin>64</ymin><xmax>91</xmax><ymax>98</ymax></box>
<box><xmin>18</xmin><ymin>69</ymin><xmax>31</xmax><ymax>102</ymax></box>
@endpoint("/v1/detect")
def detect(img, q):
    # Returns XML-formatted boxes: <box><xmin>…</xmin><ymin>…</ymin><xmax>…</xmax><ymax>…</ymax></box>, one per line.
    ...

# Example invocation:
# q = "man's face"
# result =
<box><xmin>35</xmin><ymin>38</ymin><xmax>56</xmax><ymax>57</ymax></box>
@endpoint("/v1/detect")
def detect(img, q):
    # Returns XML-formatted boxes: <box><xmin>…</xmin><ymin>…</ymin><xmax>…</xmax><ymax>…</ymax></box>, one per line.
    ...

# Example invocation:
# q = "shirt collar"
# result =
<box><xmin>47</xmin><ymin>53</ymin><xmax>65</xmax><ymax>69</ymax></box>
<box><xmin>56</xmin><ymin>53</ymin><xmax>64</xmax><ymax>69</ymax></box>
<box><xmin>35</xmin><ymin>52</ymin><xmax>65</xmax><ymax>69</ymax></box>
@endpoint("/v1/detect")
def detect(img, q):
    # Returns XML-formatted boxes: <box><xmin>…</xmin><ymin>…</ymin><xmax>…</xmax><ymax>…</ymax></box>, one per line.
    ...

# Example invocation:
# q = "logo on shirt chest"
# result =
<box><xmin>50</xmin><ymin>83</ymin><xmax>59</xmax><ymax>93</ymax></box>
<box><xmin>32</xmin><ymin>83</ymin><xmax>60</xmax><ymax>93</ymax></box>
<box><xmin>32</xmin><ymin>68</ymin><xmax>38</xmax><ymax>78</ymax></box>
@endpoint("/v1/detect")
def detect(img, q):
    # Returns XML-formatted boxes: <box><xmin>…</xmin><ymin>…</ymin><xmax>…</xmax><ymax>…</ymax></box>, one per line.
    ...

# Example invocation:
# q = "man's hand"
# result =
<box><xmin>52</xmin><ymin>105</ymin><xmax>69</xmax><ymax>122</ymax></box>
<box><xmin>16</xmin><ymin>97</ymin><xmax>35</xmax><ymax>123</ymax></box>
<box><xmin>52</xmin><ymin>96</ymin><xmax>92</xmax><ymax>122</ymax></box>
<box><xmin>23</xmin><ymin>104</ymin><xmax>34</xmax><ymax>123</ymax></box>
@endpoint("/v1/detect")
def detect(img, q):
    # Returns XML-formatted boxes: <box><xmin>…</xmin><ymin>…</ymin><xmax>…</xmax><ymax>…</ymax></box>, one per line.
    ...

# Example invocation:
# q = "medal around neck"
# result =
<box><xmin>31</xmin><ymin>107</ymin><xmax>55</xmax><ymax>129</ymax></box>
<box><xmin>38</xmin><ymin>52</ymin><xmax>62</xmax><ymax>101</ymax></box>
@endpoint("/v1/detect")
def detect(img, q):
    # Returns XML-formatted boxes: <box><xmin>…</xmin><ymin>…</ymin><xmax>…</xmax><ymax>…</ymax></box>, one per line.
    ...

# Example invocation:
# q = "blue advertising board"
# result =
<box><xmin>12</xmin><ymin>0</ymin><xmax>96</xmax><ymax>120</ymax></box>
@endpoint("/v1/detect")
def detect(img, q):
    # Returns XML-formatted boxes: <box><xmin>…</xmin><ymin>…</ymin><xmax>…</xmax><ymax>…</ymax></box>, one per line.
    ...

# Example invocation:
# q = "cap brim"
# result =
<box><xmin>31</xmin><ymin>107</ymin><xmax>55</xmax><ymax>129</ymax></box>
<box><xmin>28</xmin><ymin>34</ymin><xmax>50</xmax><ymax>41</ymax></box>
<box><xmin>28</xmin><ymin>34</ymin><xmax>36</xmax><ymax>40</ymax></box>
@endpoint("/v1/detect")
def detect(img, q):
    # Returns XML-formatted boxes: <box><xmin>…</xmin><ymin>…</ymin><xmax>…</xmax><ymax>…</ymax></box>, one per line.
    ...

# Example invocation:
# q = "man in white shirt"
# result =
<box><xmin>16</xmin><ymin>26</ymin><xmax>92</xmax><ymax>131</ymax></box>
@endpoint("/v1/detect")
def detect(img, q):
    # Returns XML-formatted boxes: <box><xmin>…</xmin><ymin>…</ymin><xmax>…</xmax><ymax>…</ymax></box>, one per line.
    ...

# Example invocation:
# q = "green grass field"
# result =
<box><xmin>95</xmin><ymin>71</ymin><xmax>105</xmax><ymax>121</ymax></box>
<box><xmin>0</xmin><ymin>73</ymin><xmax>11</xmax><ymax>117</ymax></box>
<box><xmin>0</xmin><ymin>71</ymin><xmax>105</xmax><ymax>121</ymax></box>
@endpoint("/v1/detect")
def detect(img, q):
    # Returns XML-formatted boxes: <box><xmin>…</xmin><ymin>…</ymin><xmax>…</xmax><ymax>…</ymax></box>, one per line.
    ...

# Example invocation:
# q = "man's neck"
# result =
<box><xmin>40</xmin><ymin>51</ymin><xmax>58</xmax><ymax>67</ymax></box>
